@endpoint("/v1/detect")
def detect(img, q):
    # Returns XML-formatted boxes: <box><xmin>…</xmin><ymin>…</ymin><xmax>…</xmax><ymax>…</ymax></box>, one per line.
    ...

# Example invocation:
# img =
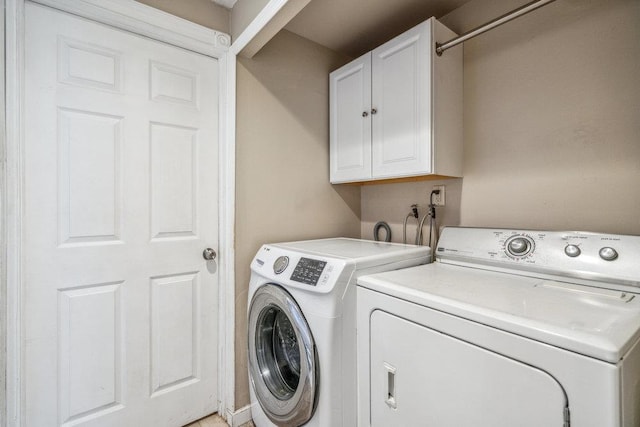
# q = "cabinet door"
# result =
<box><xmin>371</xmin><ymin>21</ymin><xmax>432</xmax><ymax>178</ymax></box>
<box><xmin>330</xmin><ymin>53</ymin><xmax>372</xmax><ymax>183</ymax></box>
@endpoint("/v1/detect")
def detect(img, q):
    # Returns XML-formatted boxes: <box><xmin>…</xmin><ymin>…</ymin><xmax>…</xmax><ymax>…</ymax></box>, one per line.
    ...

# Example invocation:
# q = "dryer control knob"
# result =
<box><xmin>599</xmin><ymin>247</ymin><xmax>618</xmax><ymax>261</ymax></box>
<box><xmin>564</xmin><ymin>244</ymin><xmax>581</xmax><ymax>257</ymax></box>
<box><xmin>507</xmin><ymin>238</ymin><xmax>530</xmax><ymax>256</ymax></box>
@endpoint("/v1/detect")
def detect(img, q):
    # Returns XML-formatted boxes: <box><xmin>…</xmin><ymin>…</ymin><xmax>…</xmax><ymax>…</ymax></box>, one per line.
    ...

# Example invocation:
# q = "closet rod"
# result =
<box><xmin>436</xmin><ymin>0</ymin><xmax>556</xmax><ymax>55</ymax></box>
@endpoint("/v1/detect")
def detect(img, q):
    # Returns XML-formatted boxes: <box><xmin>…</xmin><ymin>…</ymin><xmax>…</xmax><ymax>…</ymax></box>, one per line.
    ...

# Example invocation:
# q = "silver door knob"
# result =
<box><xmin>202</xmin><ymin>248</ymin><xmax>217</xmax><ymax>261</ymax></box>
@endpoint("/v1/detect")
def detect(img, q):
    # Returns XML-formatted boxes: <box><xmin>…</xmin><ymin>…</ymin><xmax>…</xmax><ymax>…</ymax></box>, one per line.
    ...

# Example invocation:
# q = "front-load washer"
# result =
<box><xmin>357</xmin><ymin>227</ymin><xmax>640</xmax><ymax>427</ymax></box>
<box><xmin>247</xmin><ymin>238</ymin><xmax>430</xmax><ymax>427</ymax></box>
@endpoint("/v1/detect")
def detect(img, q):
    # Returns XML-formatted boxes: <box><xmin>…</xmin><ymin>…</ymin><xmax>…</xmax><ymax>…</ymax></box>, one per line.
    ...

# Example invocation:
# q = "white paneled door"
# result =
<box><xmin>24</xmin><ymin>3</ymin><xmax>219</xmax><ymax>426</ymax></box>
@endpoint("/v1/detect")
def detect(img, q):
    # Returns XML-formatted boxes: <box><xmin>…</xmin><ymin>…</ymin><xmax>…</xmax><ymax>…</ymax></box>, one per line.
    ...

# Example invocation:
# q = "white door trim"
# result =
<box><xmin>2</xmin><ymin>1</ymin><xmax>236</xmax><ymax>425</ymax></box>
<box><xmin>32</xmin><ymin>0</ymin><xmax>232</xmax><ymax>56</ymax></box>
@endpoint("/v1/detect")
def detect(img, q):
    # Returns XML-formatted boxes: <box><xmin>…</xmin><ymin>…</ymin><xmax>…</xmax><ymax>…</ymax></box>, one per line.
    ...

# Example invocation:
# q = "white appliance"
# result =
<box><xmin>247</xmin><ymin>238</ymin><xmax>430</xmax><ymax>426</ymax></box>
<box><xmin>357</xmin><ymin>227</ymin><xmax>640</xmax><ymax>427</ymax></box>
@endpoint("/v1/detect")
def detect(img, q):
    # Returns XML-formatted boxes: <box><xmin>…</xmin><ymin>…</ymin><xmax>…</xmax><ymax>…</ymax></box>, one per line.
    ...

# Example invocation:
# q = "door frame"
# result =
<box><xmin>1</xmin><ymin>1</ymin><xmax>237</xmax><ymax>425</ymax></box>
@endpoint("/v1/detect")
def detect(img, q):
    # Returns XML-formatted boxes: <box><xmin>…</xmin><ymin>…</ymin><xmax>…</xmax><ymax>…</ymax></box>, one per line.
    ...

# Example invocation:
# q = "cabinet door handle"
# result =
<box><xmin>362</xmin><ymin>111</ymin><xmax>369</xmax><ymax>117</ymax></box>
<box><xmin>371</xmin><ymin>108</ymin><xmax>378</xmax><ymax>115</ymax></box>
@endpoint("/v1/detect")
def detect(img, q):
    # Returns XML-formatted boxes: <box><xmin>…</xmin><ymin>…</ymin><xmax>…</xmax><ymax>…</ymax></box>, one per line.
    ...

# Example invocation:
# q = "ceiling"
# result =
<box><xmin>283</xmin><ymin>0</ymin><xmax>473</xmax><ymax>58</ymax></box>
<box><xmin>212</xmin><ymin>0</ymin><xmax>237</xmax><ymax>8</ymax></box>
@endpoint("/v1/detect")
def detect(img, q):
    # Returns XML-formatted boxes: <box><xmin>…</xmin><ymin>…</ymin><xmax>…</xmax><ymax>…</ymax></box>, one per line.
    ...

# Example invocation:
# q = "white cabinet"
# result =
<box><xmin>329</xmin><ymin>18</ymin><xmax>462</xmax><ymax>184</ymax></box>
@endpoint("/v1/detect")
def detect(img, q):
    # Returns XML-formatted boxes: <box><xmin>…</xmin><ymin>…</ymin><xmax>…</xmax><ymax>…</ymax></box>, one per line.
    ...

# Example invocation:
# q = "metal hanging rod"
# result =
<box><xmin>436</xmin><ymin>0</ymin><xmax>557</xmax><ymax>55</ymax></box>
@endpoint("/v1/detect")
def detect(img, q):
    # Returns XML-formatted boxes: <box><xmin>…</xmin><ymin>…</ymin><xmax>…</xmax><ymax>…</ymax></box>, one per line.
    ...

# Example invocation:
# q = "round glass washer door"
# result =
<box><xmin>248</xmin><ymin>284</ymin><xmax>319</xmax><ymax>426</ymax></box>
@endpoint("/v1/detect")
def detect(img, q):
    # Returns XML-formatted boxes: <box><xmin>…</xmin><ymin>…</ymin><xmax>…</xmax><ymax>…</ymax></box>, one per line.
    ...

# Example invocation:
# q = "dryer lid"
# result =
<box><xmin>357</xmin><ymin>263</ymin><xmax>640</xmax><ymax>363</ymax></box>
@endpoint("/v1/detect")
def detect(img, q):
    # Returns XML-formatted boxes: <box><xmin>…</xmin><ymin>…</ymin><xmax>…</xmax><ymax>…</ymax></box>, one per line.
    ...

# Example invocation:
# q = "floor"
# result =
<box><xmin>185</xmin><ymin>413</ymin><xmax>254</xmax><ymax>427</ymax></box>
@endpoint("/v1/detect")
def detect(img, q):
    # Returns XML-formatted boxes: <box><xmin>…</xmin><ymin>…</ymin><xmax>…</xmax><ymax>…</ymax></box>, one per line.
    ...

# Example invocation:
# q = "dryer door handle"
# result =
<box><xmin>384</xmin><ymin>362</ymin><xmax>397</xmax><ymax>409</ymax></box>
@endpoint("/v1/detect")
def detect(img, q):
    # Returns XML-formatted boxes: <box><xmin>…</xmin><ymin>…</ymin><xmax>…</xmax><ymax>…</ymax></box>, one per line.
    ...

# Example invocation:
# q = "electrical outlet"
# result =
<box><xmin>432</xmin><ymin>185</ymin><xmax>445</xmax><ymax>206</ymax></box>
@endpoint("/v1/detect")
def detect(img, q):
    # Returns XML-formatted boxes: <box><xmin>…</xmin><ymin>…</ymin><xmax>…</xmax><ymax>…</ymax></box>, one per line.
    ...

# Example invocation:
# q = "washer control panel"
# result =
<box><xmin>436</xmin><ymin>227</ymin><xmax>640</xmax><ymax>287</ymax></box>
<box><xmin>253</xmin><ymin>245</ymin><xmax>347</xmax><ymax>293</ymax></box>
<box><xmin>290</xmin><ymin>257</ymin><xmax>328</xmax><ymax>286</ymax></box>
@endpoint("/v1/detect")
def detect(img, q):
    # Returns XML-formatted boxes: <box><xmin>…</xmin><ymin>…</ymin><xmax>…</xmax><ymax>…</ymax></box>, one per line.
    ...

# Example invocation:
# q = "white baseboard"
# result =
<box><xmin>226</xmin><ymin>404</ymin><xmax>252</xmax><ymax>427</ymax></box>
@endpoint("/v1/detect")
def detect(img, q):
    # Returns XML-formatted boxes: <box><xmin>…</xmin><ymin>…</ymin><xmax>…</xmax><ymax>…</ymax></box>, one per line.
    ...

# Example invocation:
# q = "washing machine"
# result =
<box><xmin>356</xmin><ymin>227</ymin><xmax>640</xmax><ymax>427</ymax></box>
<box><xmin>247</xmin><ymin>237</ymin><xmax>430</xmax><ymax>427</ymax></box>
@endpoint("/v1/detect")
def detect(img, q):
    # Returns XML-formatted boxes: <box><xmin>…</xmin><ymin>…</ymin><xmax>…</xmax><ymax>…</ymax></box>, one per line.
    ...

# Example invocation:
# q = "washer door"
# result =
<box><xmin>248</xmin><ymin>284</ymin><xmax>319</xmax><ymax>426</ymax></box>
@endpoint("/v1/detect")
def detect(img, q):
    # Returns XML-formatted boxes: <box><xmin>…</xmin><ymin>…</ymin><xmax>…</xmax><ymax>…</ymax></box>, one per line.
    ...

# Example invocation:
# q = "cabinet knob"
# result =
<box><xmin>362</xmin><ymin>111</ymin><xmax>368</xmax><ymax>117</ymax></box>
<box><xmin>371</xmin><ymin>108</ymin><xmax>378</xmax><ymax>115</ymax></box>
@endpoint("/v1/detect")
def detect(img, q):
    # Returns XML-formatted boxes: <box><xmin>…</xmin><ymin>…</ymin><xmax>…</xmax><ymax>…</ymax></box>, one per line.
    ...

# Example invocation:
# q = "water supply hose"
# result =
<box><xmin>373</xmin><ymin>221</ymin><xmax>392</xmax><ymax>242</ymax></box>
<box><xmin>403</xmin><ymin>204</ymin><xmax>419</xmax><ymax>244</ymax></box>
<box><xmin>415</xmin><ymin>213</ymin><xmax>430</xmax><ymax>245</ymax></box>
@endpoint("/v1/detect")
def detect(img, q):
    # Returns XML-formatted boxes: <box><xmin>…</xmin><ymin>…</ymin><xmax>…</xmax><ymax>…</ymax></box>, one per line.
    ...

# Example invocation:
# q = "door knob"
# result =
<box><xmin>202</xmin><ymin>248</ymin><xmax>217</xmax><ymax>261</ymax></box>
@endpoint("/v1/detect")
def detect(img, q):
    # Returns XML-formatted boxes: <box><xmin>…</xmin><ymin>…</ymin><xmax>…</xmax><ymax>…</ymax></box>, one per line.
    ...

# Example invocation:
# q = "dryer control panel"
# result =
<box><xmin>436</xmin><ymin>227</ymin><xmax>640</xmax><ymax>288</ymax></box>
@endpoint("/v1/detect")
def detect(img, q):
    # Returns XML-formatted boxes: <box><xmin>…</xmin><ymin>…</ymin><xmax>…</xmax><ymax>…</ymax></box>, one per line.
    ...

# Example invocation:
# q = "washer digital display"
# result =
<box><xmin>290</xmin><ymin>257</ymin><xmax>327</xmax><ymax>286</ymax></box>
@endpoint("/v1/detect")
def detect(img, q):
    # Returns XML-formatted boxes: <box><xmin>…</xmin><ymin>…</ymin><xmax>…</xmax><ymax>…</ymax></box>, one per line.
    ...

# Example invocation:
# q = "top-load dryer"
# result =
<box><xmin>247</xmin><ymin>238</ymin><xmax>430</xmax><ymax>426</ymax></box>
<box><xmin>357</xmin><ymin>227</ymin><xmax>640</xmax><ymax>427</ymax></box>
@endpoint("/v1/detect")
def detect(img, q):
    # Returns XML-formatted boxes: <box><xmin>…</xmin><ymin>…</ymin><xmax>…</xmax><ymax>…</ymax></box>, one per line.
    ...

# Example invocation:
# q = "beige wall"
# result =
<box><xmin>235</xmin><ymin>30</ymin><xmax>360</xmax><ymax>407</ymax></box>
<box><xmin>135</xmin><ymin>0</ymin><xmax>230</xmax><ymax>33</ymax></box>
<box><xmin>363</xmin><ymin>0</ymin><xmax>640</xmax><ymax>237</ymax></box>
<box><xmin>361</xmin><ymin>178</ymin><xmax>462</xmax><ymax>244</ymax></box>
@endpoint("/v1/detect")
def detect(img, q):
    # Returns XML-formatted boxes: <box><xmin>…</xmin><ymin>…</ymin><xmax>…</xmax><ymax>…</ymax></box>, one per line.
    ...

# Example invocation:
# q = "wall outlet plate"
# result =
<box><xmin>432</xmin><ymin>185</ymin><xmax>445</xmax><ymax>206</ymax></box>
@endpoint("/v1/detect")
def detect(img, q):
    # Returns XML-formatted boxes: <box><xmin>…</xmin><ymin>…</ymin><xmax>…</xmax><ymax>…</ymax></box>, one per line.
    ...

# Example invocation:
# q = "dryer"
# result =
<box><xmin>357</xmin><ymin>227</ymin><xmax>640</xmax><ymax>427</ymax></box>
<box><xmin>247</xmin><ymin>238</ymin><xmax>430</xmax><ymax>427</ymax></box>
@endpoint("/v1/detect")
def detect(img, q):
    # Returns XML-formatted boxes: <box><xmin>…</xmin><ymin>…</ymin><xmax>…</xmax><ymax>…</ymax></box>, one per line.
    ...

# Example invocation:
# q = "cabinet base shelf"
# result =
<box><xmin>335</xmin><ymin>174</ymin><xmax>460</xmax><ymax>186</ymax></box>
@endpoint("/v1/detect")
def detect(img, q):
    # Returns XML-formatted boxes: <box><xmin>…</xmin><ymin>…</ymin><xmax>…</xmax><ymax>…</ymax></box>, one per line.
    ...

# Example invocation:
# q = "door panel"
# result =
<box><xmin>369</xmin><ymin>310</ymin><xmax>567</xmax><ymax>427</ymax></box>
<box><xmin>149</xmin><ymin>123</ymin><xmax>199</xmax><ymax>240</ymax></box>
<box><xmin>58</xmin><ymin>283</ymin><xmax>124</xmax><ymax>423</ymax></box>
<box><xmin>24</xmin><ymin>3</ymin><xmax>219</xmax><ymax>426</ymax></box>
<box><xmin>150</xmin><ymin>272</ymin><xmax>201</xmax><ymax>396</ymax></box>
<box><xmin>149</xmin><ymin>61</ymin><xmax>199</xmax><ymax>108</ymax></box>
<box><xmin>57</xmin><ymin>37</ymin><xmax>123</xmax><ymax>92</ymax></box>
